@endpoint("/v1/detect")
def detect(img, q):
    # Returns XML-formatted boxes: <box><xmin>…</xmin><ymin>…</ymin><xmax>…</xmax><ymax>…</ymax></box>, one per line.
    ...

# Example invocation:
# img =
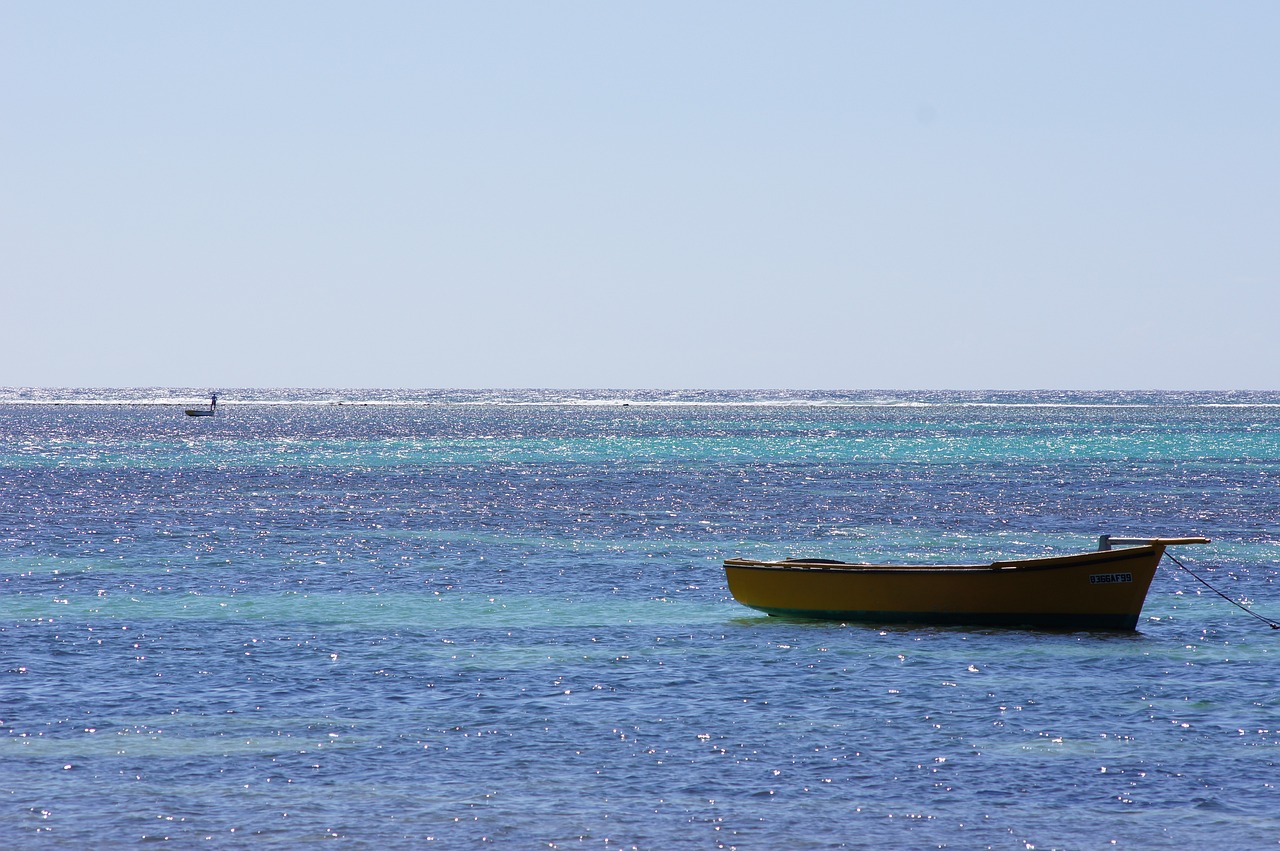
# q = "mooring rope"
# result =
<box><xmin>1163</xmin><ymin>551</ymin><xmax>1280</xmax><ymax>629</ymax></box>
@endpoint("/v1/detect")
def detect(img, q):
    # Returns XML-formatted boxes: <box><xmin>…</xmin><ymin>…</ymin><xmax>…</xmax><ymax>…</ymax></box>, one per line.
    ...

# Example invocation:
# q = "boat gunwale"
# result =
<box><xmin>723</xmin><ymin>545</ymin><xmax>1163</xmax><ymax>575</ymax></box>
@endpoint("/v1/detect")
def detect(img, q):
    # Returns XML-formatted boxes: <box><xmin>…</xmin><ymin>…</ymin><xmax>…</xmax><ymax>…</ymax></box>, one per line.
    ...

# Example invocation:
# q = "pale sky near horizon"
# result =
<box><xmin>3</xmin><ymin>2</ymin><xmax>1277</xmax><ymax>390</ymax></box>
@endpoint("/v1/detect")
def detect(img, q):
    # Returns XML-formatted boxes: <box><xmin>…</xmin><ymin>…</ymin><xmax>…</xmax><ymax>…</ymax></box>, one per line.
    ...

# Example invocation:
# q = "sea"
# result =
<box><xmin>2</xmin><ymin>388</ymin><xmax>1278</xmax><ymax>849</ymax></box>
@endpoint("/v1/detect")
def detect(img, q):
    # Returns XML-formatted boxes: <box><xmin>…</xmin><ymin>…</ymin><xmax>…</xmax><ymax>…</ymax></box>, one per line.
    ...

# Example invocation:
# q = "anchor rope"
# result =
<box><xmin>1163</xmin><ymin>551</ymin><xmax>1280</xmax><ymax>630</ymax></box>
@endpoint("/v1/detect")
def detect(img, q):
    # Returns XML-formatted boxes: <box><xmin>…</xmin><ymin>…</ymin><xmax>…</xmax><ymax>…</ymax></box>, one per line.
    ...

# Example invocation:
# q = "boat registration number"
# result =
<box><xmin>1089</xmin><ymin>572</ymin><xmax>1133</xmax><ymax>585</ymax></box>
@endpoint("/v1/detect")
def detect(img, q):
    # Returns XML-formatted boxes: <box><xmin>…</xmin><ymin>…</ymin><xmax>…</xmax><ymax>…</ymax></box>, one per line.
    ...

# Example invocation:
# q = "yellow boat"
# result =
<box><xmin>723</xmin><ymin>536</ymin><xmax>1210</xmax><ymax>630</ymax></box>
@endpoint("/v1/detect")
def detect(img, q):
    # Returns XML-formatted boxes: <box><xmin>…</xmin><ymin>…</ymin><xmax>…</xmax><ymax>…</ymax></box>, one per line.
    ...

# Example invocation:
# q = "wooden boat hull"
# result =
<box><xmin>724</xmin><ymin>543</ymin><xmax>1182</xmax><ymax>630</ymax></box>
<box><xmin>185</xmin><ymin>409</ymin><xmax>215</xmax><ymax>417</ymax></box>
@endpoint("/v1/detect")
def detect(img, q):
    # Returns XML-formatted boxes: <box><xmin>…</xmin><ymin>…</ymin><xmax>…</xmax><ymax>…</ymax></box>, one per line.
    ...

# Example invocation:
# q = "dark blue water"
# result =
<box><xmin>3</xmin><ymin>390</ymin><xmax>1278</xmax><ymax>847</ymax></box>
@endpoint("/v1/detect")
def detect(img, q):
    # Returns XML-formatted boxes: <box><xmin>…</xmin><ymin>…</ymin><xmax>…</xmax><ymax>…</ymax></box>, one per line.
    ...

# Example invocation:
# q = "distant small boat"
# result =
<box><xmin>185</xmin><ymin>394</ymin><xmax>218</xmax><ymax>417</ymax></box>
<box><xmin>723</xmin><ymin>536</ymin><xmax>1210</xmax><ymax>630</ymax></box>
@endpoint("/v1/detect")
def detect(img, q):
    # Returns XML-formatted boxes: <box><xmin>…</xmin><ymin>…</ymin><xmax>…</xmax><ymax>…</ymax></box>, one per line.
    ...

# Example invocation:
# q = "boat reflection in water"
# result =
<box><xmin>724</xmin><ymin>536</ymin><xmax>1210</xmax><ymax>630</ymax></box>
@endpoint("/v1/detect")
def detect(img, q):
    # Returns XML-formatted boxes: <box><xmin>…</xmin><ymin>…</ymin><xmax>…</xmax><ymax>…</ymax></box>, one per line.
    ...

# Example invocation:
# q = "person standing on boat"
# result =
<box><xmin>211</xmin><ymin>393</ymin><xmax>218</xmax><ymax>412</ymax></box>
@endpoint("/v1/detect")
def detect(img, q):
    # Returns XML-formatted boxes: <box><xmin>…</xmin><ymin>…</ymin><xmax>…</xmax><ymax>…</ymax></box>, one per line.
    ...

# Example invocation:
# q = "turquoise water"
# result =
<box><xmin>2</xmin><ymin>389</ymin><xmax>1278</xmax><ymax>848</ymax></box>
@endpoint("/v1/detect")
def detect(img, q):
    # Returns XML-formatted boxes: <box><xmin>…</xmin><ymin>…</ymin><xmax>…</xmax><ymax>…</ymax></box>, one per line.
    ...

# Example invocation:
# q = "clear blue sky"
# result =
<box><xmin>4</xmin><ymin>1</ymin><xmax>1277</xmax><ymax>389</ymax></box>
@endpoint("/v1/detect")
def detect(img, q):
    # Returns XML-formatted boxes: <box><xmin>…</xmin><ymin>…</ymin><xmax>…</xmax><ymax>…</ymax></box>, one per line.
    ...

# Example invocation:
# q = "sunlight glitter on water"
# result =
<box><xmin>3</xmin><ymin>394</ymin><xmax>1279</xmax><ymax>846</ymax></box>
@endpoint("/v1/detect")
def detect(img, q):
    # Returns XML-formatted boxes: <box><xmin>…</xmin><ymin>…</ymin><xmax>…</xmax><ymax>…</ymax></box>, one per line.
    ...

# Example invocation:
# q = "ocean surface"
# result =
<box><xmin>2</xmin><ymin>388</ymin><xmax>1278</xmax><ymax>849</ymax></box>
